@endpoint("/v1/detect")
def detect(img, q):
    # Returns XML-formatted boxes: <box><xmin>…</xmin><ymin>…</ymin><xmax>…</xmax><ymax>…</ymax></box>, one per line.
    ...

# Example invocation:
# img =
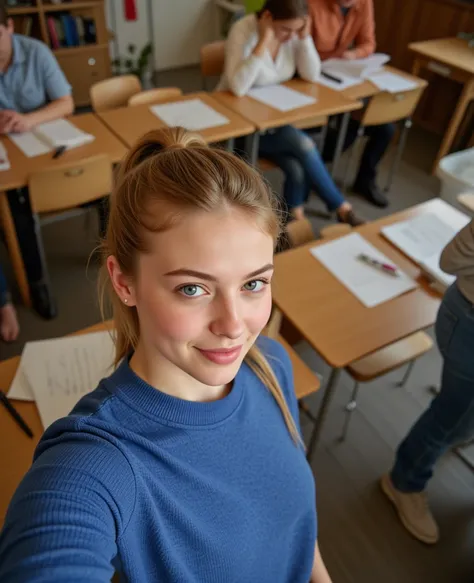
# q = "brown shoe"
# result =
<box><xmin>338</xmin><ymin>209</ymin><xmax>366</xmax><ymax>227</ymax></box>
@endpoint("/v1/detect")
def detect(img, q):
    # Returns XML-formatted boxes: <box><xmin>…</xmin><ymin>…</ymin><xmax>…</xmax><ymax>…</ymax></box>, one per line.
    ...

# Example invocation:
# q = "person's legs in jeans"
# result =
<box><xmin>259</xmin><ymin>126</ymin><xmax>363</xmax><ymax>224</ymax></box>
<box><xmin>6</xmin><ymin>188</ymin><xmax>56</xmax><ymax>319</ymax></box>
<box><xmin>382</xmin><ymin>283</ymin><xmax>474</xmax><ymax>543</ymax></box>
<box><xmin>0</xmin><ymin>264</ymin><xmax>19</xmax><ymax>342</ymax></box>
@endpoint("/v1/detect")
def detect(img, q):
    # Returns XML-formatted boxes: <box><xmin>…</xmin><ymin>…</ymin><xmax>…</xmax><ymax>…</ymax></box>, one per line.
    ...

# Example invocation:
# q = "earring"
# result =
<box><xmin>124</xmin><ymin>298</ymin><xmax>128</xmax><ymax>304</ymax></box>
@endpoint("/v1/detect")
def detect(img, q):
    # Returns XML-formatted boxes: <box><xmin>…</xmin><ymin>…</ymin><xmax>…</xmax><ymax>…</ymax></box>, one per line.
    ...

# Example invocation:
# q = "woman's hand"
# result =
<box><xmin>258</xmin><ymin>11</ymin><xmax>275</xmax><ymax>46</ymax></box>
<box><xmin>299</xmin><ymin>15</ymin><xmax>312</xmax><ymax>40</ymax></box>
<box><xmin>342</xmin><ymin>49</ymin><xmax>357</xmax><ymax>60</ymax></box>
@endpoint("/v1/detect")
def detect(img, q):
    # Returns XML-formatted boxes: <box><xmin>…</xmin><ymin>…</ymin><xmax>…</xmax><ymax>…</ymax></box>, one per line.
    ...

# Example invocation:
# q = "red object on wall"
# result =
<box><xmin>124</xmin><ymin>0</ymin><xmax>137</xmax><ymax>21</ymax></box>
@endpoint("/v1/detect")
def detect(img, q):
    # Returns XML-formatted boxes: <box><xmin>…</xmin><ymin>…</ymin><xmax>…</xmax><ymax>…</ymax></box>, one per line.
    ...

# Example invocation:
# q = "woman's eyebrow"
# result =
<box><xmin>164</xmin><ymin>264</ymin><xmax>274</xmax><ymax>282</ymax></box>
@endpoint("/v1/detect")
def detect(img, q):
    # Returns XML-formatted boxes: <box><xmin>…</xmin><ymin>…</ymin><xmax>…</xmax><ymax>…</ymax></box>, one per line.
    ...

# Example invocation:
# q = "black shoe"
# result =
<box><xmin>353</xmin><ymin>180</ymin><xmax>389</xmax><ymax>208</ymax></box>
<box><xmin>31</xmin><ymin>282</ymin><xmax>58</xmax><ymax>320</ymax></box>
<box><xmin>337</xmin><ymin>209</ymin><xmax>366</xmax><ymax>227</ymax></box>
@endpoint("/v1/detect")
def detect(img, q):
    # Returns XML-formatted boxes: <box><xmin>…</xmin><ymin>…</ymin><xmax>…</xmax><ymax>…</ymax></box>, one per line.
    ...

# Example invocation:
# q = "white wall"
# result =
<box><xmin>106</xmin><ymin>0</ymin><xmax>218</xmax><ymax>73</ymax></box>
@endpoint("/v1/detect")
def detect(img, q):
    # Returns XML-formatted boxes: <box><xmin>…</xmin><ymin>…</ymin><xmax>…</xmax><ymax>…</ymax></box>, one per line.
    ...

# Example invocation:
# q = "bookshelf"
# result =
<box><xmin>8</xmin><ymin>0</ymin><xmax>111</xmax><ymax>106</ymax></box>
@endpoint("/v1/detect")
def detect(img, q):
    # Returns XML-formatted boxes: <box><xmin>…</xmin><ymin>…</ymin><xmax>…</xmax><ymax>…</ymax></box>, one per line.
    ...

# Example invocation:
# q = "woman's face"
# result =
<box><xmin>112</xmin><ymin>207</ymin><xmax>274</xmax><ymax>390</ymax></box>
<box><xmin>272</xmin><ymin>17</ymin><xmax>306</xmax><ymax>42</ymax></box>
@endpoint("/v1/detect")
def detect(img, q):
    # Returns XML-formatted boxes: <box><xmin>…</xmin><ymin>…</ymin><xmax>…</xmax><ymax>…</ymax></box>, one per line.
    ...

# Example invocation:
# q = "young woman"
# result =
<box><xmin>219</xmin><ymin>0</ymin><xmax>363</xmax><ymax>225</ymax></box>
<box><xmin>0</xmin><ymin>128</ymin><xmax>332</xmax><ymax>583</ymax></box>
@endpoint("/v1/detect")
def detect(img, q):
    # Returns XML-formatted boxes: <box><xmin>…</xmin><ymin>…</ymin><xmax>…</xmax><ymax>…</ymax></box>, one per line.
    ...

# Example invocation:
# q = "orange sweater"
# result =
<box><xmin>308</xmin><ymin>0</ymin><xmax>376</xmax><ymax>61</ymax></box>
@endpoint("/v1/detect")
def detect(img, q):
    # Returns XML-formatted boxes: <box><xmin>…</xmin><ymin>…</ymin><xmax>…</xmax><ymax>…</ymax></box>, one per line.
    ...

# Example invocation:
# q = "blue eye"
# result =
<box><xmin>179</xmin><ymin>285</ymin><xmax>206</xmax><ymax>297</ymax></box>
<box><xmin>243</xmin><ymin>280</ymin><xmax>267</xmax><ymax>292</ymax></box>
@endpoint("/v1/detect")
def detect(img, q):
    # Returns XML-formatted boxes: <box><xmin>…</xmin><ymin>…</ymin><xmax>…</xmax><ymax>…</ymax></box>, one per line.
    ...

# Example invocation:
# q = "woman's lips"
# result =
<box><xmin>196</xmin><ymin>346</ymin><xmax>243</xmax><ymax>365</ymax></box>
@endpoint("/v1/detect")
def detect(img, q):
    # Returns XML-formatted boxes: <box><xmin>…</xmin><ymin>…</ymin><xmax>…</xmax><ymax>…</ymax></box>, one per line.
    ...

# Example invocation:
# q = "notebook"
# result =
<box><xmin>9</xmin><ymin>119</ymin><xmax>95</xmax><ymax>158</ymax></box>
<box><xmin>321</xmin><ymin>53</ymin><xmax>390</xmax><ymax>80</ymax></box>
<box><xmin>367</xmin><ymin>72</ymin><xmax>419</xmax><ymax>94</ymax></box>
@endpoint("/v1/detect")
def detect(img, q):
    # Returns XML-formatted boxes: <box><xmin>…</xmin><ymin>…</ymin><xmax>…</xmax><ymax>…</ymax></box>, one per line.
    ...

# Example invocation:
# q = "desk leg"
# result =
<box><xmin>244</xmin><ymin>132</ymin><xmax>260</xmax><ymax>168</ymax></box>
<box><xmin>432</xmin><ymin>78</ymin><xmax>474</xmax><ymax>173</ymax></box>
<box><xmin>225</xmin><ymin>137</ymin><xmax>235</xmax><ymax>153</ymax></box>
<box><xmin>0</xmin><ymin>192</ymin><xmax>31</xmax><ymax>307</ymax></box>
<box><xmin>306</xmin><ymin>367</ymin><xmax>342</xmax><ymax>462</ymax></box>
<box><xmin>331</xmin><ymin>113</ymin><xmax>350</xmax><ymax>179</ymax></box>
<box><xmin>411</xmin><ymin>57</ymin><xmax>422</xmax><ymax>77</ymax></box>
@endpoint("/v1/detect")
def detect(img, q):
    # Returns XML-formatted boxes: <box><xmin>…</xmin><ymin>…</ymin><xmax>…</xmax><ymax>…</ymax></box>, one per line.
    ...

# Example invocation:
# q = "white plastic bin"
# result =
<box><xmin>436</xmin><ymin>147</ymin><xmax>474</xmax><ymax>213</ymax></box>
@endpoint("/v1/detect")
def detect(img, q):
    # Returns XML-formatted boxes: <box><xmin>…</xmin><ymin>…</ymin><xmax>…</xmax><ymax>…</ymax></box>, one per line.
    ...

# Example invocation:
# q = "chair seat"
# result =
<box><xmin>258</xmin><ymin>158</ymin><xmax>278</xmax><ymax>172</ymax></box>
<box><xmin>347</xmin><ymin>331</ymin><xmax>433</xmax><ymax>382</ymax></box>
<box><xmin>277</xmin><ymin>334</ymin><xmax>320</xmax><ymax>399</ymax></box>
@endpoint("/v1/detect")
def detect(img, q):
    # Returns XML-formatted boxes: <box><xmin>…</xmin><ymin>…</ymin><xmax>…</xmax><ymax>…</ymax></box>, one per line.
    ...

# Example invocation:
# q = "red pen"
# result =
<box><xmin>357</xmin><ymin>253</ymin><xmax>400</xmax><ymax>277</ymax></box>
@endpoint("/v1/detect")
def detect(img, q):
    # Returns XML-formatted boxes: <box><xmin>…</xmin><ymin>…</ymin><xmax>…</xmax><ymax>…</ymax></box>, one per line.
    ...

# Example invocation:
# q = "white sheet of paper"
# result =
<box><xmin>21</xmin><ymin>331</ymin><xmax>116</xmax><ymax>430</ymax></box>
<box><xmin>35</xmin><ymin>119</ymin><xmax>95</xmax><ymax>149</ymax></box>
<box><xmin>0</xmin><ymin>140</ymin><xmax>10</xmax><ymax>171</ymax></box>
<box><xmin>367</xmin><ymin>72</ymin><xmax>419</xmax><ymax>93</ymax></box>
<box><xmin>247</xmin><ymin>85</ymin><xmax>316</xmax><ymax>112</ymax></box>
<box><xmin>322</xmin><ymin>53</ymin><xmax>390</xmax><ymax>79</ymax></box>
<box><xmin>318</xmin><ymin>74</ymin><xmax>364</xmax><ymax>91</ymax></box>
<box><xmin>420</xmin><ymin>253</ymin><xmax>456</xmax><ymax>291</ymax></box>
<box><xmin>310</xmin><ymin>233</ymin><xmax>417</xmax><ymax>308</ymax></box>
<box><xmin>8</xmin><ymin>131</ymin><xmax>51</xmax><ymax>157</ymax></box>
<box><xmin>150</xmin><ymin>99</ymin><xmax>230</xmax><ymax>131</ymax></box>
<box><xmin>382</xmin><ymin>209</ymin><xmax>470</xmax><ymax>264</ymax></box>
<box><xmin>8</xmin><ymin>365</ymin><xmax>34</xmax><ymax>401</ymax></box>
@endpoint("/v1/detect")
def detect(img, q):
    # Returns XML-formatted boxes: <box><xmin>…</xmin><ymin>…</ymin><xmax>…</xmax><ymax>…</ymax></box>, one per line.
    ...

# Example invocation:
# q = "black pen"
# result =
<box><xmin>321</xmin><ymin>71</ymin><xmax>343</xmax><ymax>84</ymax></box>
<box><xmin>52</xmin><ymin>145</ymin><xmax>67</xmax><ymax>159</ymax></box>
<box><xmin>0</xmin><ymin>390</ymin><xmax>34</xmax><ymax>438</ymax></box>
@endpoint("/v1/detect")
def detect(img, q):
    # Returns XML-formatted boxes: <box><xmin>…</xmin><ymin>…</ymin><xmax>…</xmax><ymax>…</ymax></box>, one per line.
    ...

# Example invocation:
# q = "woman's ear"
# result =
<box><xmin>107</xmin><ymin>256</ymin><xmax>137</xmax><ymax>307</ymax></box>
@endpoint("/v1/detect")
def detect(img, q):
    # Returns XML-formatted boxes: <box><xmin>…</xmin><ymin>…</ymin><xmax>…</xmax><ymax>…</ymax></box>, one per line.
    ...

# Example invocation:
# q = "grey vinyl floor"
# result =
<box><xmin>1</xmin><ymin>66</ymin><xmax>473</xmax><ymax>583</ymax></box>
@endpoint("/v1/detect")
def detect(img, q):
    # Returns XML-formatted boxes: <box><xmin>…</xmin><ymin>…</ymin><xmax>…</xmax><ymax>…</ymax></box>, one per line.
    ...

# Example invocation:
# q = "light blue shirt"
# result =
<box><xmin>0</xmin><ymin>34</ymin><xmax>71</xmax><ymax>113</ymax></box>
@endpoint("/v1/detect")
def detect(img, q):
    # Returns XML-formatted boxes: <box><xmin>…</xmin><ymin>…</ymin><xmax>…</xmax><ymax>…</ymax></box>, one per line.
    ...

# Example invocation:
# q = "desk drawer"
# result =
<box><xmin>56</xmin><ymin>46</ymin><xmax>111</xmax><ymax>107</ymax></box>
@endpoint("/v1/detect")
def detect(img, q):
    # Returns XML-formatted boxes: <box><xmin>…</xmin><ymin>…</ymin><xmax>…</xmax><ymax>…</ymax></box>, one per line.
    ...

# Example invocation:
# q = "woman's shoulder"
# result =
<box><xmin>228</xmin><ymin>13</ymin><xmax>258</xmax><ymax>41</ymax></box>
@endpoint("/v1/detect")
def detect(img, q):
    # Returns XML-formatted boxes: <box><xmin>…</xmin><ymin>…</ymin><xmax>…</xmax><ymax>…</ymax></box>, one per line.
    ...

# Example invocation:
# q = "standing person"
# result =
<box><xmin>0</xmin><ymin>264</ymin><xmax>19</xmax><ymax>342</ymax></box>
<box><xmin>219</xmin><ymin>0</ymin><xmax>364</xmax><ymax>226</ymax></box>
<box><xmin>381</xmin><ymin>219</ymin><xmax>474</xmax><ymax>545</ymax></box>
<box><xmin>0</xmin><ymin>0</ymin><xmax>74</xmax><ymax>318</ymax></box>
<box><xmin>308</xmin><ymin>0</ymin><xmax>395</xmax><ymax>208</ymax></box>
<box><xmin>0</xmin><ymin>127</ymin><xmax>333</xmax><ymax>583</ymax></box>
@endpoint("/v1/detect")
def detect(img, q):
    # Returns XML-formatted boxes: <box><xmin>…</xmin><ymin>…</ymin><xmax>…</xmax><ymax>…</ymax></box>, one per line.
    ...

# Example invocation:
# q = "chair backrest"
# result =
<box><xmin>361</xmin><ymin>86</ymin><xmax>426</xmax><ymax>126</ymax></box>
<box><xmin>128</xmin><ymin>87</ymin><xmax>183</xmax><ymax>106</ymax></box>
<box><xmin>28</xmin><ymin>155</ymin><xmax>113</xmax><ymax>214</ymax></box>
<box><xmin>200</xmin><ymin>41</ymin><xmax>226</xmax><ymax>79</ymax></box>
<box><xmin>90</xmin><ymin>75</ymin><xmax>142</xmax><ymax>112</ymax></box>
<box><xmin>319</xmin><ymin>223</ymin><xmax>352</xmax><ymax>240</ymax></box>
<box><xmin>286</xmin><ymin>218</ymin><xmax>315</xmax><ymax>248</ymax></box>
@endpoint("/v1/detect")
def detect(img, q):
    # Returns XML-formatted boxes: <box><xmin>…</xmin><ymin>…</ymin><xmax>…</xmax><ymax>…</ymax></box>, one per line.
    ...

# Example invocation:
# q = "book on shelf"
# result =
<box><xmin>47</xmin><ymin>13</ymin><xmax>97</xmax><ymax>48</ymax></box>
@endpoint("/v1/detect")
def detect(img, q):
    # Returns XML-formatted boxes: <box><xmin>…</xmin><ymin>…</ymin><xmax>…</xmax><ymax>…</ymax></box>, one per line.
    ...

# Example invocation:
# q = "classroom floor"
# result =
<box><xmin>2</xmin><ymin>67</ymin><xmax>473</xmax><ymax>583</ymax></box>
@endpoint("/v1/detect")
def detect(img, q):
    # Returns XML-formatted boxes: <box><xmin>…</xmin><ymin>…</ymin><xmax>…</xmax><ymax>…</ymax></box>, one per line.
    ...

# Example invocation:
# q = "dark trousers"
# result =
<box><xmin>0</xmin><ymin>265</ymin><xmax>10</xmax><ymax>307</ymax></box>
<box><xmin>323</xmin><ymin>118</ymin><xmax>395</xmax><ymax>185</ymax></box>
<box><xmin>6</xmin><ymin>187</ymin><xmax>109</xmax><ymax>292</ymax></box>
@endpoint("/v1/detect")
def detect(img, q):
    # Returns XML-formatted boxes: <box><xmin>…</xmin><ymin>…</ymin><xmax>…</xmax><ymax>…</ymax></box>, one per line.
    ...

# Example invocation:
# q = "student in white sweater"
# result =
<box><xmin>219</xmin><ymin>0</ymin><xmax>363</xmax><ymax>226</ymax></box>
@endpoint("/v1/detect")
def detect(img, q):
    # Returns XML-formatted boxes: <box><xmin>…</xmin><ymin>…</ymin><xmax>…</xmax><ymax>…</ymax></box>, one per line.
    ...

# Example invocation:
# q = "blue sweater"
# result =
<box><xmin>0</xmin><ymin>337</ymin><xmax>317</xmax><ymax>582</ymax></box>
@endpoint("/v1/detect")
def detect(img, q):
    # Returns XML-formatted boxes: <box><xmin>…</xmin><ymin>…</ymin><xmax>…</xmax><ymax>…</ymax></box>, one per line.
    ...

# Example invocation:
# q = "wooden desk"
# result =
<box><xmin>0</xmin><ymin>321</ymin><xmax>318</xmax><ymax>526</ymax></box>
<box><xmin>0</xmin><ymin>114</ymin><xmax>128</xmax><ymax>309</ymax></box>
<box><xmin>213</xmin><ymin>79</ymin><xmax>362</xmax><ymax>175</ymax></box>
<box><xmin>409</xmin><ymin>38</ymin><xmax>474</xmax><ymax>172</ymax></box>
<box><xmin>1</xmin><ymin>113</ymin><xmax>127</xmax><ymax>192</ymax></box>
<box><xmin>272</xmin><ymin>199</ymin><xmax>465</xmax><ymax>457</ymax></box>
<box><xmin>97</xmin><ymin>92</ymin><xmax>255</xmax><ymax>149</ymax></box>
<box><xmin>342</xmin><ymin>65</ymin><xmax>426</xmax><ymax>101</ymax></box>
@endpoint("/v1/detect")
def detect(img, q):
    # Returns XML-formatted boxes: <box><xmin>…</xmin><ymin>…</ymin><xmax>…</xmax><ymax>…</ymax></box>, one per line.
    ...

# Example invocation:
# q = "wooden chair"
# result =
<box><xmin>319</xmin><ymin>223</ymin><xmax>352</xmax><ymax>240</ymax></box>
<box><xmin>128</xmin><ymin>87</ymin><xmax>183</xmax><ymax>107</ymax></box>
<box><xmin>343</xmin><ymin>85</ymin><xmax>427</xmax><ymax>194</ymax></box>
<box><xmin>200</xmin><ymin>40</ymin><xmax>226</xmax><ymax>90</ymax></box>
<box><xmin>2</xmin><ymin>155</ymin><xmax>113</xmax><ymax>307</ymax></box>
<box><xmin>286</xmin><ymin>218</ymin><xmax>315</xmax><ymax>247</ymax></box>
<box><xmin>90</xmin><ymin>75</ymin><xmax>142</xmax><ymax>112</ymax></box>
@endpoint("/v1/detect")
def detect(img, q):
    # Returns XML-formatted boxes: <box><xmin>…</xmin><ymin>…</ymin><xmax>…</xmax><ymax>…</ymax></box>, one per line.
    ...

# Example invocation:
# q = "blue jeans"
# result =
<box><xmin>259</xmin><ymin>125</ymin><xmax>345</xmax><ymax>212</ymax></box>
<box><xmin>0</xmin><ymin>265</ymin><xmax>10</xmax><ymax>308</ymax></box>
<box><xmin>391</xmin><ymin>283</ymin><xmax>474</xmax><ymax>492</ymax></box>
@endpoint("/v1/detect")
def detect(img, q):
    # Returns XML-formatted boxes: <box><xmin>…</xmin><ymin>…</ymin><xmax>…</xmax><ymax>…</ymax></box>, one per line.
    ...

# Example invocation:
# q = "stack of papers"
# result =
<box><xmin>150</xmin><ymin>98</ymin><xmax>230</xmax><ymax>131</ymax></box>
<box><xmin>247</xmin><ymin>85</ymin><xmax>316</xmax><ymax>112</ymax></box>
<box><xmin>9</xmin><ymin>118</ymin><xmax>95</xmax><ymax>158</ymax></box>
<box><xmin>319</xmin><ymin>53</ymin><xmax>390</xmax><ymax>91</ymax></box>
<box><xmin>420</xmin><ymin>254</ymin><xmax>456</xmax><ymax>293</ymax></box>
<box><xmin>0</xmin><ymin>141</ymin><xmax>10</xmax><ymax>171</ymax></box>
<box><xmin>8</xmin><ymin>331</ymin><xmax>116</xmax><ymax>430</ymax></box>
<box><xmin>310</xmin><ymin>232</ymin><xmax>416</xmax><ymax>308</ymax></box>
<box><xmin>367</xmin><ymin>72</ymin><xmax>419</xmax><ymax>93</ymax></box>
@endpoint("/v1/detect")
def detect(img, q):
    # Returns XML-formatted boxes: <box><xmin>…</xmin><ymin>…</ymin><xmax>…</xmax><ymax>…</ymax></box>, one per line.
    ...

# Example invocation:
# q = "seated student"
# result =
<box><xmin>309</xmin><ymin>0</ymin><xmax>395</xmax><ymax>208</ymax></box>
<box><xmin>0</xmin><ymin>264</ymin><xmax>19</xmax><ymax>342</ymax></box>
<box><xmin>0</xmin><ymin>1</ymin><xmax>73</xmax><ymax>318</ymax></box>
<box><xmin>0</xmin><ymin>127</ymin><xmax>333</xmax><ymax>583</ymax></box>
<box><xmin>219</xmin><ymin>0</ymin><xmax>364</xmax><ymax>226</ymax></box>
<box><xmin>381</xmin><ymin>220</ymin><xmax>474</xmax><ymax>545</ymax></box>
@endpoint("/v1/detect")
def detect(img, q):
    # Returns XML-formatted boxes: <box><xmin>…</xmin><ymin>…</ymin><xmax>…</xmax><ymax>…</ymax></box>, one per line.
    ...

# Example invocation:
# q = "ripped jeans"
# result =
<box><xmin>259</xmin><ymin>125</ymin><xmax>345</xmax><ymax>212</ymax></box>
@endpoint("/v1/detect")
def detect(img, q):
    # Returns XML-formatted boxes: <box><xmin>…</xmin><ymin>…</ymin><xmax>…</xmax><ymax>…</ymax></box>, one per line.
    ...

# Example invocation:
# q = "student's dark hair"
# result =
<box><xmin>0</xmin><ymin>1</ymin><xmax>8</xmax><ymax>26</ymax></box>
<box><xmin>257</xmin><ymin>0</ymin><xmax>308</xmax><ymax>20</ymax></box>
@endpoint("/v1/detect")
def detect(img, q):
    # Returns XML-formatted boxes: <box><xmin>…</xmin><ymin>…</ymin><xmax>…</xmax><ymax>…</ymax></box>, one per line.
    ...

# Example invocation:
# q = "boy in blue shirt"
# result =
<box><xmin>0</xmin><ymin>1</ymin><xmax>74</xmax><ymax>318</ymax></box>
